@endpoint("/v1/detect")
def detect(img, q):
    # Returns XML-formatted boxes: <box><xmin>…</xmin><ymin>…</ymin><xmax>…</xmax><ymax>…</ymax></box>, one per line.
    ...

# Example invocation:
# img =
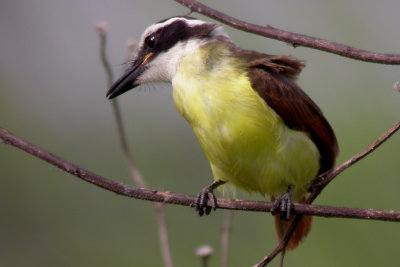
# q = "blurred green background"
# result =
<box><xmin>1</xmin><ymin>0</ymin><xmax>399</xmax><ymax>266</ymax></box>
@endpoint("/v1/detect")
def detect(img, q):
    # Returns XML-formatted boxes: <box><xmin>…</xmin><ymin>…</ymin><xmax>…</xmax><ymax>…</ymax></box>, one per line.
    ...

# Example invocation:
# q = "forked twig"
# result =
<box><xmin>1</xmin><ymin>126</ymin><xmax>400</xmax><ymax>222</ymax></box>
<box><xmin>96</xmin><ymin>23</ymin><xmax>174</xmax><ymax>267</ymax></box>
<box><xmin>1</xmin><ymin>4</ymin><xmax>398</xmax><ymax>266</ymax></box>
<box><xmin>255</xmin><ymin>120</ymin><xmax>400</xmax><ymax>266</ymax></box>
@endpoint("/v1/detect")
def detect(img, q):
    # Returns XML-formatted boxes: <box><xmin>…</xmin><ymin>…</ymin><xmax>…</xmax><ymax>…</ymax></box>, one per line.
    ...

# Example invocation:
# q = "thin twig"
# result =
<box><xmin>221</xmin><ymin>210</ymin><xmax>232</xmax><ymax>267</ymax></box>
<box><xmin>279</xmin><ymin>249</ymin><xmax>286</xmax><ymax>267</ymax></box>
<box><xmin>394</xmin><ymin>81</ymin><xmax>400</xmax><ymax>92</ymax></box>
<box><xmin>255</xmin><ymin>120</ymin><xmax>400</xmax><ymax>266</ymax></box>
<box><xmin>1</xmin><ymin>126</ymin><xmax>400</xmax><ymax>222</ymax></box>
<box><xmin>96</xmin><ymin>22</ymin><xmax>146</xmax><ymax>188</ymax></box>
<box><xmin>317</xmin><ymin>120</ymin><xmax>400</xmax><ymax>189</ymax></box>
<box><xmin>154</xmin><ymin>202</ymin><xmax>173</xmax><ymax>267</ymax></box>
<box><xmin>173</xmin><ymin>0</ymin><xmax>400</xmax><ymax>65</ymax></box>
<box><xmin>96</xmin><ymin>23</ymin><xmax>174</xmax><ymax>267</ymax></box>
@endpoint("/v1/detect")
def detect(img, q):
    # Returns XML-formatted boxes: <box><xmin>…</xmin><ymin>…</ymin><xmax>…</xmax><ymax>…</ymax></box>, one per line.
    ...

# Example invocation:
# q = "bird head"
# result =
<box><xmin>106</xmin><ymin>16</ymin><xmax>229</xmax><ymax>99</ymax></box>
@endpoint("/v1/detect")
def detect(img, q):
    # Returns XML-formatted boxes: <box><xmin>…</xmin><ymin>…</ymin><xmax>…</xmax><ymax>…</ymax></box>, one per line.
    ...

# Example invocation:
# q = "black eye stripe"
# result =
<box><xmin>143</xmin><ymin>19</ymin><xmax>217</xmax><ymax>54</ymax></box>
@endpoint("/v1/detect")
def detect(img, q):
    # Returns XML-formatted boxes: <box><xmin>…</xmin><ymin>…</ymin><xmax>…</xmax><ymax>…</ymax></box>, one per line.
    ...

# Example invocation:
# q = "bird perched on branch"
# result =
<box><xmin>107</xmin><ymin>16</ymin><xmax>338</xmax><ymax>250</ymax></box>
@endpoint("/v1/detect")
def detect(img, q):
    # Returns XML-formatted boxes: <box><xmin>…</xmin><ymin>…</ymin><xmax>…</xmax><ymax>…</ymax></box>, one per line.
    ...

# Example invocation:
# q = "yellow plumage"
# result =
<box><xmin>107</xmin><ymin>16</ymin><xmax>338</xmax><ymax>252</ymax></box>
<box><xmin>172</xmin><ymin>42</ymin><xmax>320</xmax><ymax>200</ymax></box>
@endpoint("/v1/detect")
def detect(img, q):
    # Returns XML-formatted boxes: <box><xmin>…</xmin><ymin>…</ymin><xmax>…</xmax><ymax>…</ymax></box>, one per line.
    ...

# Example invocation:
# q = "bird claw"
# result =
<box><xmin>271</xmin><ymin>185</ymin><xmax>294</xmax><ymax>221</ymax></box>
<box><xmin>196</xmin><ymin>185</ymin><xmax>218</xmax><ymax>216</ymax></box>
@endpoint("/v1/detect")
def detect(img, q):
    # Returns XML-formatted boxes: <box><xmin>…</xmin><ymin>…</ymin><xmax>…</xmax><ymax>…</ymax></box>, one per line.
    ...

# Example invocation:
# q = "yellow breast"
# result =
<box><xmin>172</xmin><ymin>43</ymin><xmax>319</xmax><ymax>199</ymax></box>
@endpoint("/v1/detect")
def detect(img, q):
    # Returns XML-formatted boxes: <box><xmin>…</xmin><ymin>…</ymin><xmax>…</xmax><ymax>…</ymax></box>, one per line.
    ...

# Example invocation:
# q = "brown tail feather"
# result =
<box><xmin>271</xmin><ymin>196</ymin><xmax>313</xmax><ymax>250</ymax></box>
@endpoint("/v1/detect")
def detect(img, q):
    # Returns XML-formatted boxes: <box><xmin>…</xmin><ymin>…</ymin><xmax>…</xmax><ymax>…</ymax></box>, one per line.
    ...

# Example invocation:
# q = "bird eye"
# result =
<box><xmin>145</xmin><ymin>35</ymin><xmax>156</xmax><ymax>49</ymax></box>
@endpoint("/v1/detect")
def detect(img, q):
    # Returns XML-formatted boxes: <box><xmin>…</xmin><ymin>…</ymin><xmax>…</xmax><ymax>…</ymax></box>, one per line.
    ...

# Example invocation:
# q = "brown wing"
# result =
<box><xmin>241</xmin><ymin>51</ymin><xmax>338</xmax><ymax>174</ymax></box>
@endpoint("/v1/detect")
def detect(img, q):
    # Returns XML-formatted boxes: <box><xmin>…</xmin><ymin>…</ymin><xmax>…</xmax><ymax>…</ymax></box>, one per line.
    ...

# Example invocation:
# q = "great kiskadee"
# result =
<box><xmin>107</xmin><ymin>17</ymin><xmax>338</xmax><ymax>250</ymax></box>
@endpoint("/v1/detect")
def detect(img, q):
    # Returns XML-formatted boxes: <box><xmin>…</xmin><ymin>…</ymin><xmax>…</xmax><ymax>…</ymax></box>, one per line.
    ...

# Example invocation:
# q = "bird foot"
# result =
<box><xmin>271</xmin><ymin>185</ymin><xmax>294</xmax><ymax>221</ymax></box>
<box><xmin>195</xmin><ymin>180</ymin><xmax>225</xmax><ymax>216</ymax></box>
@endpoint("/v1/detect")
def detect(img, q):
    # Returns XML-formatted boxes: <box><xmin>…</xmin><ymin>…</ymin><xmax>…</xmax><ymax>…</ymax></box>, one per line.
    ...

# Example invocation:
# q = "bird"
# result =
<box><xmin>106</xmin><ymin>16</ymin><xmax>338</xmax><ymax>250</ymax></box>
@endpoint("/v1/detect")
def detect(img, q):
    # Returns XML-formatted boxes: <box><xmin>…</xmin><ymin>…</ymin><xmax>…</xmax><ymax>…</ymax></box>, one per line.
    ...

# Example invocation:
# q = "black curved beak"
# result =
<box><xmin>106</xmin><ymin>60</ymin><xmax>146</xmax><ymax>99</ymax></box>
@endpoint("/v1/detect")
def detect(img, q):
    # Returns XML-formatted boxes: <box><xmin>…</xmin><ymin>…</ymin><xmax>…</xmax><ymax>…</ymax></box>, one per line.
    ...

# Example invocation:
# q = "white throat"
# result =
<box><xmin>137</xmin><ymin>38</ymin><xmax>206</xmax><ymax>84</ymax></box>
<box><xmin>136</xmin><ymin>17</ymin><xmax>231</xmax><ymax>85</ymax></box>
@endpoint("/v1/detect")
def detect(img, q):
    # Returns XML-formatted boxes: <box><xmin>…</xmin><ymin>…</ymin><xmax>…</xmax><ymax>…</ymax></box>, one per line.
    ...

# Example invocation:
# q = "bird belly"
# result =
<box><xmin>172</xmin><ymin>57</ymin><xmax>320</xmax><ymax>200</ymax></box>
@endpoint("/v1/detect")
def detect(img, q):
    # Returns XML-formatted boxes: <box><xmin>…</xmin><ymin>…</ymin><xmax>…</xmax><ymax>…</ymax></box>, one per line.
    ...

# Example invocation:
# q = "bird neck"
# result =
<box><xmin>171</xmin><ymin>41</ymin><xmax>246</xmax><ymax>120</ymax></box>
<box><xmin>173</xmin><ymin>41</ymin><xmax>245</xmax><ymax>83</ymax></box>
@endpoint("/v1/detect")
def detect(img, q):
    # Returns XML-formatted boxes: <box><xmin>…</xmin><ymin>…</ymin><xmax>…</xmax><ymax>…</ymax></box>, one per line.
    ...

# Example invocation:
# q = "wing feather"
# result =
<box><xmin>242</xmin><ymin>51</ymin><xmax>338</xmax><ymax>174</ymax></box>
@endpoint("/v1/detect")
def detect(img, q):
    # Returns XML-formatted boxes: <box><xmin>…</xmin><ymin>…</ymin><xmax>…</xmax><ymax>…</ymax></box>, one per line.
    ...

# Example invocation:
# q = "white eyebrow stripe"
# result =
<box><xmin>139</xmin><ymin>17</ymin><xmax>208</xmax><ymax>47</ymax></box>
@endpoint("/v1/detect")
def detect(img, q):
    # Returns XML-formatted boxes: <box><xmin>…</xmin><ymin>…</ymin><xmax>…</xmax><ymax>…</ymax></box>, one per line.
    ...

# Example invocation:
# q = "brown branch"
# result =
<box><xmin>1</xmin><ymin>126</ymin><xmax>400</xmax><ymax>222</ymax></box>
<box><xmin>96</xmin><ymin>23</ymin><xmax>174</xmax><ymax>267</ymax></box>
<box><xmin>255</xmin><ymin>120</ymin><xmax>400</xmax><ymax>266</ymax></box>
<box><xmin>173</xmin><ymin>0</ymin><xmax>400</xmax><ymax>65</ymax></box>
